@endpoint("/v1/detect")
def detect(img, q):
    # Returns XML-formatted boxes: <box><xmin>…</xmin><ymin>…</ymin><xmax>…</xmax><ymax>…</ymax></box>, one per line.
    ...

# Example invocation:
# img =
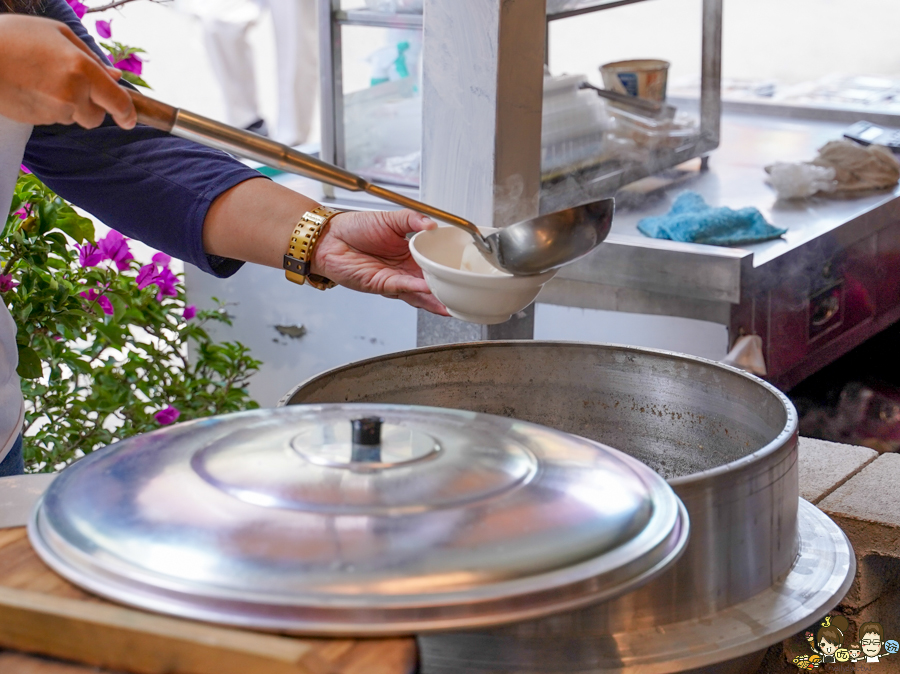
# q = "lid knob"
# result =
<box><xmin>351</xmin><ymin>417</ymin><xmax>383</xmax><ymax>463</ymax></box>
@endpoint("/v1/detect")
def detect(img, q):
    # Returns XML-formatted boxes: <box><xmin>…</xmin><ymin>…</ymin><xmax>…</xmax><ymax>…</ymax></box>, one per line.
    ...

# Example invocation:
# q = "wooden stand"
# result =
<box><xmin>0</xmin><ymin>528</ymin><xmax>417</xmax><ymax>674</ymax></box>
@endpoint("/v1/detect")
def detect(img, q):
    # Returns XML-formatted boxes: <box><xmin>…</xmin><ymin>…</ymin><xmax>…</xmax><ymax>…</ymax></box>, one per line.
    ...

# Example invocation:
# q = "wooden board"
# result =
<box><xmin>0</xmin><ymin>528</ymin><xmax>417</xmax><ymax>674</ymax></box>
<box><xmin>0</xmin><ymin>651</ymin><xmax>125</xmax><ymax>673</ymax></box>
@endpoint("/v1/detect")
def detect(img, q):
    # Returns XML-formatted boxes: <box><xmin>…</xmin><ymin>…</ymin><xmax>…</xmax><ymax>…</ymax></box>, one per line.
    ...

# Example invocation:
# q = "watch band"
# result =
<box><xmin>283</xmin><ymin>207</ymin><xmax>340</xmax><ymax>290</ymax></box>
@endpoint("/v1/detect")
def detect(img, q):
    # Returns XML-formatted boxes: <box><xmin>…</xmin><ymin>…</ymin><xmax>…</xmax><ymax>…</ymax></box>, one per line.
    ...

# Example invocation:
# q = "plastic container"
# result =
<box><xmin>608</xmin><ymin>105</ymin><xmax>698</xmax><ymax>151</ymax></box>
<box><xmin>600</xmin><ymin>59</ymin><xmax>670</xmax><ymax>102</ymax></box>
<box><xmin>541</xmin><ymin>74</ymin><xmax>611</xmax><ymax>176</ymax></box>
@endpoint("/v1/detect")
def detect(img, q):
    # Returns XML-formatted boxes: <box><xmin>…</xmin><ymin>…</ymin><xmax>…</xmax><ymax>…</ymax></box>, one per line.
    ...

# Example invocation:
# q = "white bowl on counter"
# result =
<box><xmin>410</xmin><ymin>226</ymin><xmax>557</xmax><ymax>325</ymax></box>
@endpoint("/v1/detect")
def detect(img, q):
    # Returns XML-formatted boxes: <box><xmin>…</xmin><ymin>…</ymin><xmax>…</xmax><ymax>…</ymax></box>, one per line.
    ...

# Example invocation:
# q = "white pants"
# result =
<box><xmin>191</xmin><ymin>0</ymin><xmax>318</xmax><ymax>145</ymax></box>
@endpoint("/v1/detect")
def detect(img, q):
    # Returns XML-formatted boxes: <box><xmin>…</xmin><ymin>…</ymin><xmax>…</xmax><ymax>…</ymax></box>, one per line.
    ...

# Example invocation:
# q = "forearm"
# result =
<box><xmin>201</xmin><ymin>177</ymin><xmax>321</xmax><ymax>269</ymax></box>
<box><xmin>201</xmin><ymin>179</ymin><xmax>447</xmax><ymax>315</ymax></box>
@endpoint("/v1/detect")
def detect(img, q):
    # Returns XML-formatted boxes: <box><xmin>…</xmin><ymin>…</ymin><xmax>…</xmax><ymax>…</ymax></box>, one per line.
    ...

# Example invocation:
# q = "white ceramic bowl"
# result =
<box><xmin>410</xmin><ymin>226</ymin><xmax>557</xmax><ymax>325</ymax></box>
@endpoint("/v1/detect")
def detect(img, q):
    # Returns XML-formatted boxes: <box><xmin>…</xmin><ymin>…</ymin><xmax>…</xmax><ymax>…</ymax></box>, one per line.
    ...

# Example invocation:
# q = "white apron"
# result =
<box><xmin>0</xmin><ymin>115</ymin><xmax>32</xmax><ymax>465</ymax></box>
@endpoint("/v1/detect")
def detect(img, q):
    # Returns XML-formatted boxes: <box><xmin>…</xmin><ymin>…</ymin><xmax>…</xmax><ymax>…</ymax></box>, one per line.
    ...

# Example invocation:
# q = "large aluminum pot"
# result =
<box><xmin>281</xmin><ymin>342</ymin><xmax>851</xmax><ymax>673</ymax></box>
<box><xmin>282</xmin><ymin>342</ymin><xmax>798</xmax><ymax>622</ymax></box>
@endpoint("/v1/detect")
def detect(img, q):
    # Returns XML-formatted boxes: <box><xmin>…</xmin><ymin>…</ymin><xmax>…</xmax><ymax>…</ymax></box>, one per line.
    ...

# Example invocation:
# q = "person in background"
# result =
<box><xmin>182</xmin><ymin>0</ymin><xmax>318</xmax><ymax>146</ymax></box>
<box><xmin>0</xmin><ymin>0</ymin><xmax>446</xmax><ymax>477</ymax></box>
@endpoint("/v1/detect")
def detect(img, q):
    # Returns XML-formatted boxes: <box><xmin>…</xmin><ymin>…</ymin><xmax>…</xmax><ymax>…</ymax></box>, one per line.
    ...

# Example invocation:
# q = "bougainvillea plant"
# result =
<box><xmin>61</xmin><ymin>0</ymin><xmax>153</xmax><ymax>88</ymax></box>
<box><xmin>6</xmin><ymin>16</ymin><xmax>260</xmax><ymax>471</ymax></box>
<box><xmin>5</xmin><ymin>172</ymin><xmax>261</xmax><ymax>472</ymax></box>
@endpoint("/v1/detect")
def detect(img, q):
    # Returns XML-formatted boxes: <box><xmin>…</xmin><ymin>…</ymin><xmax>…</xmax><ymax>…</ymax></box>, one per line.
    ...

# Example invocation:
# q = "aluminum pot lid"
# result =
<box><xmin>29</xmin><ymin>404</ymin><xmax>688</xmax><ymax>634</ymax></box>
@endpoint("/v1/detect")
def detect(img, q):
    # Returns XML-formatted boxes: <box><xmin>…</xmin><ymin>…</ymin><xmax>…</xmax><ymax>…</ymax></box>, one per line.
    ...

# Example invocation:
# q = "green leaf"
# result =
<box><xmin>120</xmin><ymin>72</ymin><xmax>152</xmax><ymax>90</ymax></box>
<box><xmin>44</xmin><ymin>258</ymin><xmax>67</xmax><ymax>270</ymax></box>
<box><xmin>100</xmin><ymin>41</ymin><xmax>147</xmax><ymax>58</ymax></box>
<box><xmin>55</xmin><ymin>209</ymin><xmax>95</xmax><ymax>244</ymax></box>
<box><xmin>107</xmin><ymin>293</ymin><xmax>128</xmax><ymax>325</ymax></box>
<box><xmin>16</xmin><ymin>345</ymin><xmax>42</xmax><ymax>379</ymax></box>
<box><xmin>95</xmin><ymin>322</ymin><xmax>127</xmax><ymax>348</ymax></box>
<box><xmin>35</xmin><ymin>199</ymin><xmax>59</xmax><ymax>235</ymax></box>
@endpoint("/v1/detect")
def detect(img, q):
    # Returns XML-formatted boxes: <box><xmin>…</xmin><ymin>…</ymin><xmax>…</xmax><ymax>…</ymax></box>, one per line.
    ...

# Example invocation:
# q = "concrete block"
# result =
<box><xmin>797</xmin><ymin>437</ymin><xmax>877</xmax><ymax>504</ymax></box>
<box><xmin>819</xmin><ymin>454</ymin><xmax>900</xmax><ymax>559</ymax></box>
<box><xmin>843</xmin><ymin>554</ymin><xmax>900</xmax><ymax>611</ymax></box>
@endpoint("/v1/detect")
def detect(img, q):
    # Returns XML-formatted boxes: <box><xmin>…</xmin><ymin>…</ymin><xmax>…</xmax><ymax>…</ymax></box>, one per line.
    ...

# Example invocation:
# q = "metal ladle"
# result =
<box><xmin>129</xmin><ymin>91</ymin><xmax>614</xmax><ymax>275</ymax></box>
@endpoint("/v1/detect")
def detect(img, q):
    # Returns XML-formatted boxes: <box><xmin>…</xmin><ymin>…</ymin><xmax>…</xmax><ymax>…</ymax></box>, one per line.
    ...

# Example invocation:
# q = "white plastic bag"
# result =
<box><xmin>765</xmin><ymin>162</ymin><xmax>837</xmax><ymax>200</ymax></box>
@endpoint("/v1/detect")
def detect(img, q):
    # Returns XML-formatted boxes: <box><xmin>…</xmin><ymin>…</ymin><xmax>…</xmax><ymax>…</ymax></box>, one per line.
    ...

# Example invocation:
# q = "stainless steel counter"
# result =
<box><xmin>607</xmin><ymin>114</ymin><xmax>900</xmax><ymax>268</ymax></box>
<box><xmin>542</xmin><ymin>112</ymin><xmax>900</xmax><ymax>389</ymax></box>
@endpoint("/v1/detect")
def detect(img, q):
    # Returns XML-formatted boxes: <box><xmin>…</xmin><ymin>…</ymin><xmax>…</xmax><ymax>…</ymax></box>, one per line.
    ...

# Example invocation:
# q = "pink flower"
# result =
<box><xmin>97</xmin><ymin>230</ymin><xmax>133</xmax><ymax>271</ymax></box>
<box><xmin>76</xmin><ymin>242</ymin><xmax>104</xmax><ymax>268</ymax></box>
<box><xmin>113</xmin><ymin>53</ymin><xmax>143</xmax><ymax>76</ymax></box>
<box><xmin>182</xmin><ymin>305</ymin><xmax>197</xmax><ymax>320</ymax></box>
<box><xmin>65</xmin><ymin>0</ymin><xmax>87</xmax><ymax>19</ymax></box>
<box><xmin>95</xmin><ymin>20</ymin><xmax>112</xmax><ymax>38</ymax></box>
<box><xmin>153</xmin><ymin>267</ymin><xmax>179</xmax><ymax>300</ymax></box>
<box><xmin>136</xmin><ymin>263</ymin><xmax>157</xmax><ymax>289</ymax></box>
<box><xmin>19</xmin><ymin>164</ymin><xmax>30</xmax><ymax>174</ymax></box>
<box><xmin>154</xmin><ymin>405</ymin><xmax>180</xmax><ymax>425</ymax></box>
<box><xmin>136</xmin><ymin>255</ymin><xmax>181</xmax><ymax>299</ymax></box>
<box><xmin>13</xmin><ymin>204</ymin><xmax>30</xmax><ymax>220</ymax></box>
<box><xmin>79</xmin><ymin>289</ymin><xmax>115</xmax><ymax>316</ymax></box>
<box><xmin>0</xmin><ymin>275</ymin><xmax>19</xmax><ymax>293</ymax></box>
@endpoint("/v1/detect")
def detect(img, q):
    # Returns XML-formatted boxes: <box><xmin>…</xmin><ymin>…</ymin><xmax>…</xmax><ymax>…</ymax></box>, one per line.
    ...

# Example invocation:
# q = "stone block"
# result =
<box><xmin>844</xmin><ymin>555</ymin><xmax>900</xmax><ymax>611</ymax></box>
<box><xmin>819</xmin><ymin>454</ymin><xmax>900</xmax><ymax>558</ymax></box>
<box><xmin>797</xmin><ymin>437</ymin><xmax>877</xmax><ymax>504</ymax></box>
<box><xmin>819</xmin><ymin>454</ymin><xmax>900</xmax><ymax>612</ymax></box>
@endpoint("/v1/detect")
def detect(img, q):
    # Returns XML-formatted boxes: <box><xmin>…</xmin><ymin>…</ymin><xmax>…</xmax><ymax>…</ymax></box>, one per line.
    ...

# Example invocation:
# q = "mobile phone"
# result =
<box><xmin>843</xmin><ymin>121</ymin><xmax>900</xmax><ymax>152</ymax></box>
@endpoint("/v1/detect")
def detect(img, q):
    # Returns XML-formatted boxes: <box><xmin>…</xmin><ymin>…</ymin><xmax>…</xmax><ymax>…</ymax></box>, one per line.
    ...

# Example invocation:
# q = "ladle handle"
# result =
<box><xmin>128</xmin><ymin>90</ymin><xmax>483</xmax><ymax>240</ymax></box>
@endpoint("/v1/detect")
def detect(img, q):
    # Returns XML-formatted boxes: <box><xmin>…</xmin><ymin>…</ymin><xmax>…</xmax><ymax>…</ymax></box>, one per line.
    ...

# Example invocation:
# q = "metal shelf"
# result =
<box><xmin>321</xmin><ymin>0</ymin><xmax>721</xmax><ymax>201</ymax></box>
<box><xmin>335</xmin><ymin>9</ymin><xmax>422</xmax><ymax>28</ymax></box>
<box><xmin>547</xmin><ymin>0</ymin><xmax>661</xmax><ymax>21</ymax></box>
<box><xmin>335</xmin><ymin>0</ymin><xmax>659</xmax><ymax>29</ymax></box>
<box><xmin>539</xmin><ymin>136</ymin><xmax>715</xmax><ymax>214</ymax></box>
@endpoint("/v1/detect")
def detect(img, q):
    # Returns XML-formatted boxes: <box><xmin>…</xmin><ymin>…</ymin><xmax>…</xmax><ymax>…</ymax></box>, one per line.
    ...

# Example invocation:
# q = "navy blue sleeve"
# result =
<box><xmin>21</xmin><ymin>0</ymin><xmax>266</xmax><ymax>277</ymax></box>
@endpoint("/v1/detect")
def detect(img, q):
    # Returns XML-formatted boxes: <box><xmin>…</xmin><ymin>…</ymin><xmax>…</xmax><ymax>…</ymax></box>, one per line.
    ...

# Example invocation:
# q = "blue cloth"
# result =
<box><xmin>0</xmin><ymin>434</ymin><xmax>24</xmax><ymax>477</ymax></box>
<box><xmin>637</xmin><ymin>192</ymin><xmax>786</xmax><ymax>246</ymax></box>
<box><xmin>21</xmin><ymin>0</ymin><xmax>266</xmax><ymax>277</ymax></box>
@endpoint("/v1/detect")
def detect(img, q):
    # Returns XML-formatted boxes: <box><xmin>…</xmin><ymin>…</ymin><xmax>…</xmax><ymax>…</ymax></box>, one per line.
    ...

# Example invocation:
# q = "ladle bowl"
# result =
<box><xmin>128</xmin><ymin>90</ymin><xmax>614</xmax><ymax>276</ymax></box>
<box><xmin>486</xmin><ymin>198</ymin><xmax>614</xmax><ymax>274</ymax></box>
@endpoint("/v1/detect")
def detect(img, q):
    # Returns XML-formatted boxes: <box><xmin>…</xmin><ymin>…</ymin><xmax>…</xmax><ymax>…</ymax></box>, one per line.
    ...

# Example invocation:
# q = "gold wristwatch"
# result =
<box><xmin>283</xmin><ymin>207</ymin><xmax>340</xmax><ymax>290</ymax></box>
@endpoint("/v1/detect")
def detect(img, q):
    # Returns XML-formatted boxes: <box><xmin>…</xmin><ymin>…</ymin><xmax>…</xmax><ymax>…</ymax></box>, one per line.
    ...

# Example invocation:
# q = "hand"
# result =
<box><xmin>0</xmin><ymin>16</ymin><xmax>135</xmax><ymax>129</ymax></box>
<box><xmin>311</xmin><ymin>209</ymin><xmax>449</xmax><ymax>316</ymax></box>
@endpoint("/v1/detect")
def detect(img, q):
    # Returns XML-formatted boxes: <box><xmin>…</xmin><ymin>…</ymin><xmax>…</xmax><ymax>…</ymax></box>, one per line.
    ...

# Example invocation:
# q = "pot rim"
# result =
<box><xmin>279</xmin><ymin>340</ymin><xmax>799</xmax><ymax>488</ymax></box>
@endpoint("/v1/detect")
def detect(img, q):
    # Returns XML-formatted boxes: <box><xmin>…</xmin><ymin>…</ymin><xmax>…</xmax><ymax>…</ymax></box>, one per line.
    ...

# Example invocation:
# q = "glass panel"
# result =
<box><xmin>672</xmin><ymin>0</ymin><xmax>900</xmax><ymax>116</ymax></box>
<box><xmin>341</xmin><ymin>25</ymin><xmax>423</xmax><ymax>186</ymax></box>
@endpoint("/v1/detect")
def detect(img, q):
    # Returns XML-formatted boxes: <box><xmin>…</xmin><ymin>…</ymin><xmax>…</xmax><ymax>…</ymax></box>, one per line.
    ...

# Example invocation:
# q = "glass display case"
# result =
<box><xmin>319</xmin><ymin>0</ymin><xmax>722</xmax><ymax>209</ymax></box>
